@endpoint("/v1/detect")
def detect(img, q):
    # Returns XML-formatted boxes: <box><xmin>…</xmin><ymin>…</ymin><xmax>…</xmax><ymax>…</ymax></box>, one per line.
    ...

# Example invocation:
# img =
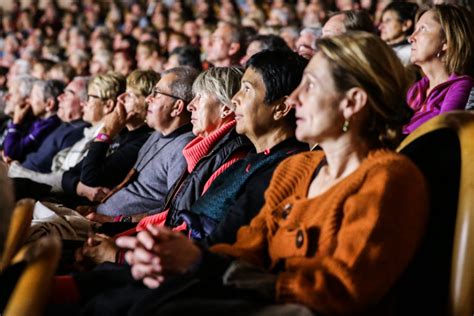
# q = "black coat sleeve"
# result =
<box><xmin>80</xmin><ymin>134</ymin><xmax>150</xmax><ymax>188</ymax></box>
<box><xmin>61</xmin><ymin>161</ymin><xmax>83</xmax><ymax>196</ymax></box>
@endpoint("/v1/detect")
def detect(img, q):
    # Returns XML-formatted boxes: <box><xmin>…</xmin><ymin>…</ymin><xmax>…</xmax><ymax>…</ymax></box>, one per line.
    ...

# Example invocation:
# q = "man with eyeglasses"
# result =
<box><xmin>84</xmin><ymin>67</ymin><xmax>199</xmax><ymax>227</ymax></box>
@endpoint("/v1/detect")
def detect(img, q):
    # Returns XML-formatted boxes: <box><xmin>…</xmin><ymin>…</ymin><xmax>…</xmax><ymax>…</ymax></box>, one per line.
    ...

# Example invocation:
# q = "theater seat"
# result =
<box><xmin>395</xmin><ymin>111</ymin><xmax>474</xmax><ymax>316</ymax></box>
<box><xmin>3</xmin><ymin>236</ymin><xmax>61</xmax><ymax>316</ymax></box>
<box><xmin>0</xmin><ymin>199</ymin><xmax>35</xmax><ymax>271</ymax></box>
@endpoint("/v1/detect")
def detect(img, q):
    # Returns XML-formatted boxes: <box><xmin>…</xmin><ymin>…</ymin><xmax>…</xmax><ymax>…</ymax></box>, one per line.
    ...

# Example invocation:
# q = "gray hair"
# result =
<box><xmin>281</xmin><ymin>26</ymin><xmax>300</xmax><ymax>38</ymax></box>
<box><xmin>72</xmin><ymin>76</ymin><xmax>91</xmax><ymax>102</ymax></box>
<box><xmin>192</xmin><ymin>67</ymin><xmax>243</xmax><ymax>107</ymax></box>
<box><xmin>0</xmin><ymin>163</ymin><xmax>14</xmax><ymax>255</ymax></box>
<box><xmin>13</xmin><ymin>59</ymin><xmax>33</xmax><ymax>77</ymax></box>
<box><xmin>71</xmin><ymin>49</ymin><xmax>90</xmax><ymax>63</ymax></box>
<box><xmin>300</xmin><ymin>27</ymin><xmax>323</xmax><ymax>38</ymax></box>
<box><xmin>93</xmin><ymin>49</ymin><xmax>114</xmax><ymax>69</ymax></box>
<box><xmin>14</xmin><ymin>75</ymin><xmax>39</xmax><ymax>98</ymax></box>
<box><xmin>163</xmin><ymin>66</ymin><xmax>200</xmax><ymax>103</ymax></box>
<box><xmin>33</xmin><ymin>79</ymin><xmax>65</xmax><ymax>110</ymax></box>
<box><xmin>299</xmin><ymin>27</ymin><xmax>323</xmax><ymax>49</ymax></box>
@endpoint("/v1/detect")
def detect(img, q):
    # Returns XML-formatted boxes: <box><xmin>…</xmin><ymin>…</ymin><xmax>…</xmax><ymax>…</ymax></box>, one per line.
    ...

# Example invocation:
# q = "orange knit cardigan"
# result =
<box><xmin>210</xmin><ymin>149</ymin><xmax>429</xmax><ymax>315</ymax></box>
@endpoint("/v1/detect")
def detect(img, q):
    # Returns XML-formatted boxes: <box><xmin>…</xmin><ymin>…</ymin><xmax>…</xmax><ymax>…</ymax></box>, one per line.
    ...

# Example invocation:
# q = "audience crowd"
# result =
<box><xmin>0</xmin><ymin>0</ymin><xmax>473</xmax><ymax>315</ymax></box>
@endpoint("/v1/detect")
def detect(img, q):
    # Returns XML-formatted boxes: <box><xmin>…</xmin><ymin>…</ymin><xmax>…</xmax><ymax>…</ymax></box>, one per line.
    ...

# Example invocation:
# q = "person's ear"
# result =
<box><xmin>170</xmin><ymin>99</ymin><xmax>185</xmax><ymax>117</ymax></box>
<box><xmin>45</xmin><ymin>98</ymin><xmax>56</xmax><ymax>113</ymax></box>
<box><xmin>103</xmin><ymin>99</ymin><xmax>116</xmax><ymax>114</ymax></box>
<box><xmin>273</xmin><ymin>96</ymin><xmax>293</xmax><ymax>121</ymax></box>
<box><xmin>441</xmin><ymin>40</ymin><xmax>448</xmax><ymax>53</ymax></box>
<box><xmin>401</xmin><ymin>20</ymin><xmax>412</xmax><ymax>33</ymax></box>
<box><xmin>220</xmin><ymin>104</ymin><xmax>233</xmax><ymax>119</ymax></box>
<box><xmin>340</xmin><ymin>87</ymin><xmax>367</xmax><ymax>120</ymax></box>
<box><xmin>228</xmin><ymin>42</ymin><xmax>241</xmax><ymax>57</ymax></box>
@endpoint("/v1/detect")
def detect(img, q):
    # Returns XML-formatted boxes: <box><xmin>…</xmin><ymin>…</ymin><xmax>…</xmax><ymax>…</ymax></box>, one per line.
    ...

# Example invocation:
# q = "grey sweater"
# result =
<box><xmin>97</xmin><ymin>124</ymin><xmax>194</xmax><ymax>216</ymax></box>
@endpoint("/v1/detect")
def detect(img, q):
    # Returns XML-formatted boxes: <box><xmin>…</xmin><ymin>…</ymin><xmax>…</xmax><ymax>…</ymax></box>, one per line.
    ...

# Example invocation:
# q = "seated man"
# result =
<box><xmin>0</xmin><ymin>75</ymin><xmax>37</xmax><ymax>149</ymax></box>
<box><xmin>2</xmin><ymin>79</ymin><xmax>63</xmax><ymax>163</ymax></box>
<box><xmin>89</xmin><ymin>67</ymin><xmax>197</xmax><ymax>218</ymax></box>
<box><xmin>8</xmin><ymin>77</ymin><xmax>88</xmax><ymax>180</ymax></box>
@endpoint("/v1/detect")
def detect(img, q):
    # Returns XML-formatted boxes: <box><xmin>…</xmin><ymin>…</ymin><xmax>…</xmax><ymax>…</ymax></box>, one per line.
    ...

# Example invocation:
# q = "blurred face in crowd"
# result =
<box><xmin>280</xmin><ymin>29</ymin><xmax>298</xmax><ymax>50</ymax></box>
<box><xmin>408</xmin><ymin>10</ymin><xmax>446</xmax><ymax>66</ymax></box>
<box><xmin>322</xmin><ymin>14</ymin><xmax>346</xmax><ymax>38</ymax></box>
<box><xmin>57</xmin><ymin>79</ymin><xmax>84</xmax><ymax>122</ymax></box>
<box><xmin>379</xmin><ymin>10</ymin><xmax>410</xmax><ymax>45</ymax></box>
<box><xmin>240</xmin><ymin>41</ymin><xmax>262</xmax><ymax>66</ymax></box>
<box><xmin>164</xmin><ymin>54</ymin><xmax>180</xmax><ymax>70</ymax></box>
<box><xmin>114</xmin><ymin>51</ymin><xmax>133</xmax><ymax>76</ymax></box>
<box><xmin>117</xmin><ymin>88</ymin><xmax>148</xmax><ymax>124</ymax></box>
<box><xmin>4</xmin><ymin>84</ymin><xmax>25</xmax><ymax>117</ymax></box>
<box><xmin>145</xmin><ymin>73</ymin><xmax>180</xmax><ymax>133</ymax></box>
<box><xmin>207</xmin><ymin>24</ymin><xmax>238</xmax><ymax>65</ymax></box>
<box><xmin>29</xmin><ymin>84</ymin><xmax>50</xmax><ymax>117</ymax></box>
<box><xmin>295</xmin><ymin>31</ymin><xmax>318</xmax><ymax>59</ymax></box>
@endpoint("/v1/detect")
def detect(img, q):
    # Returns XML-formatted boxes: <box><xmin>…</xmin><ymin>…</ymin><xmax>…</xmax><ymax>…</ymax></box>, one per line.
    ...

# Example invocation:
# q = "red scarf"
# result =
<box><xmin>182</xmin><ymin>120</ymin><xmax>236</xmax><ymax>173</ymax></box>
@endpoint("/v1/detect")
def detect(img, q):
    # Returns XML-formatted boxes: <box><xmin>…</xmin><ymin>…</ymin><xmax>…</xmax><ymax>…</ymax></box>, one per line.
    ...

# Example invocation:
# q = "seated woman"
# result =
<box><xmin>378</xmin><ymin>2</ymin><xmax>418</xmax><ymax>65</ymax></box>
<box><xmin>404</xmin><ymin>4</ymin><xmax>474</xmax><ymax>134</ymax></box>
<box><xmin>61</xmin><ymin>72</ymin><xmax>153</xmax><ymax>205</ymax></box>
<box><xmin>114</xmin><ymin>32</ymin><xmax>429</xmax><ymax>315</ymax></box>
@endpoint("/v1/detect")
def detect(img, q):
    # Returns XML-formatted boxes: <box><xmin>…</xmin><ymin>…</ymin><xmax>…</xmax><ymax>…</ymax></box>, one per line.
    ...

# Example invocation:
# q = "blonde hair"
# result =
<box><xmin>316</xmin><ymin>31</ymin><xmax>413</xmax><ymax>149</ymax></box>
<box><xmin>88</xmin><ymin>72</ymin><xmax>126</xmax><ymax>100</ymax></box>
<box><xmin>126</xmin><ymin>70</ymin><xmax>161</xmax><ymax>97</ymax></box>
<box><xmin>192</xmin><ymin>67</ymin><xmax>243</xmax><ymax>107</ymax></box>
<box><xmin>426</xmin><ymin>5</ymin><xmax>474</xmax><ymax>76</ymax></box>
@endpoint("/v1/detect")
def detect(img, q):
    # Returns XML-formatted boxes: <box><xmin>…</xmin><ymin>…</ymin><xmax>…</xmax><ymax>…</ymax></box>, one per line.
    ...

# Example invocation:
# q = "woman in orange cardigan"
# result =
<box><xmin>117</xmin><ymin>32</ymin><xmax>429</xmax><ymax>316</ymax></box>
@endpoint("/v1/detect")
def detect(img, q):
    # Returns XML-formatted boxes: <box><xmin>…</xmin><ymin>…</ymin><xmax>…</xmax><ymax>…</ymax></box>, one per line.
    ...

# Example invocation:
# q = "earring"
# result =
<box><xmin>342</xmin><ymin>120</ymin><xmax>350</xmax><ymax>132</ymax></box>
<box><xmin>436</xmin><ymin>51</ymin><xmax>442</xmax><ymax>58</ymax></box>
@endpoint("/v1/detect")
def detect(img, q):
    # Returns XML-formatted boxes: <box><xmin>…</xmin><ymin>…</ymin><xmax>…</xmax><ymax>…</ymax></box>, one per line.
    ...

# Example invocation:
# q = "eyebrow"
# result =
<box><xmin>65</xmin><ymin>89</ymin><xmax>76</xmax><ymax>95</ymax></box>
<box><xmin>242</xmin><ymin>80</ymin><xmax>254</xmax><ymax>87</ymax></box>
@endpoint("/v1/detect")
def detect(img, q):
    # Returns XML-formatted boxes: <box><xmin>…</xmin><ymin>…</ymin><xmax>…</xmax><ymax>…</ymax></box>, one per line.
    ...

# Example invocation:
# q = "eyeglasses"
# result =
<box><xmin>150</xmin><ymin>88</ymin><xmax>184</xmax><ymax>101</ymax></box>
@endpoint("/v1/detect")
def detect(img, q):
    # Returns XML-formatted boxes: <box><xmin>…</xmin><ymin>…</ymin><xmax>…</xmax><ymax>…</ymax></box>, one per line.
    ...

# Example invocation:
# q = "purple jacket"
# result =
<box><xmin>3</xmin><ymin>115</ymin><xmax>61</xmax><ymax>161</ymax></box>
<box><xmin>403</xmin><ymin>74</ymin><xmax>474</xmax><ymax>134</ymax></box>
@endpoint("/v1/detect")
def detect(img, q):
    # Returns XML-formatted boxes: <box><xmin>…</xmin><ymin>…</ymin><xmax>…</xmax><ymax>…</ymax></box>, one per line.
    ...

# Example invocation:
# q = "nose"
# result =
<box><xmin>287</xmin><ymin>85</ymin><xmax>302</xmax><ymax>109</ymax></box>
<box><xmin>240</xmin><ymin>55</ymin><xmax>249</xmax><ymax>67</ymax></box>
<box><xmin>408</xmin><ymin>30</ymin><xmax>416</xmax><ymax>44</ymax></box>
<box><xmin>117</xmin><ymin>92</ymin><xmax>127</xmax><ymax>104</ymax></box>
<box><xmin>231</xmin><ymin>92</ymin><xmax>241</xmax><ymax>109</ymax></box>
<box><xmin>187</xmin><ymin>96</ymin><xmax>197</xmax><ymax>112</ymax></box>
<box><xmin>145</xmin><ymin>94</ymin><xmax>153</xmax><ymax>104</ymax></box>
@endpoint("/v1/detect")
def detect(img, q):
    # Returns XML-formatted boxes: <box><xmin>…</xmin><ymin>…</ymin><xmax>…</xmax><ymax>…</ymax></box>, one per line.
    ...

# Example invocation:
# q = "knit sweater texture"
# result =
<box><xmin>210</xmin><ymin>149</ymin><xmax>429</xmax><ymax>315</ymax></box>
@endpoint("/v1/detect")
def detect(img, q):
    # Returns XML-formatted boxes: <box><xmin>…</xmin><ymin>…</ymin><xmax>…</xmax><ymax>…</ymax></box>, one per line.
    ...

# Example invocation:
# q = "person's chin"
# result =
<box><xmin>235</xmin><ymin>124</ymin><xmax>245</xmax><ymax>135</ymax></box>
